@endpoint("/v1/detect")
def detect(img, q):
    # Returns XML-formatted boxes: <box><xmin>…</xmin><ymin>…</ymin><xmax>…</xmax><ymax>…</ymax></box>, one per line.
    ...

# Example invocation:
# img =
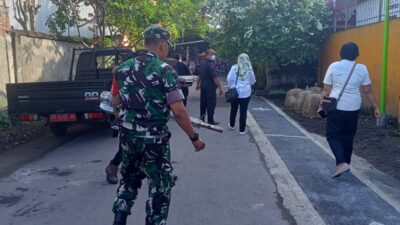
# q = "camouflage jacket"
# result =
<box><xmin>115</xmin><ymin>50</ymin><xmax>184</xmax><ymax>138</ymax></box>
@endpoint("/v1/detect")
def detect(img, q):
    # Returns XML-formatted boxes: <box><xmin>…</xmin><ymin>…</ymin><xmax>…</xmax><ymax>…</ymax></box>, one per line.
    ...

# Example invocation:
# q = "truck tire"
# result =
<box><xmin>49</xmin><ymin>123</ymin><xmax>68</xmax><ymax>136</ymax></box>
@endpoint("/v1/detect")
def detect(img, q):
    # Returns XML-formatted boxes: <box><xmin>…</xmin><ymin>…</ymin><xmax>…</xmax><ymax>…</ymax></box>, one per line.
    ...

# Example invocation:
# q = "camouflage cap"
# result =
<box><xmin>143</xmin><ymin>25</ymin><xmax>172</xmax><ymax>46</ymax></box>
<box><xmin>206</xmin><ymin>49</ymin><xmax>216</xmax><ymax>55</ymax></box>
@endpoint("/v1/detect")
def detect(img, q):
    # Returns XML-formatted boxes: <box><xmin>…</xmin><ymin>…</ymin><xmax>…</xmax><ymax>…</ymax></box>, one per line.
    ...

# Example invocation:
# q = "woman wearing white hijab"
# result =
<box><xmin>227</xmin><ymin>53</ymin><xmax>256</xmax><ymax>134</ymax></box>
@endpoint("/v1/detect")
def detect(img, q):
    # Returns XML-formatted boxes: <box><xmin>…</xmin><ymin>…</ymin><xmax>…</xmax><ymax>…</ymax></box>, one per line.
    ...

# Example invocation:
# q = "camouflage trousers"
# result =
<box><xmin>112</xmin><ymin>131</ymin><xmax>174</xmax><ymax>225</ymax></box>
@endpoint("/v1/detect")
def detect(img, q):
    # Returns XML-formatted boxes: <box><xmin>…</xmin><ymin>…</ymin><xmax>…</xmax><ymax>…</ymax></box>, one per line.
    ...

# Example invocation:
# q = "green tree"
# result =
<box><xmin>46</xmin><ymin>0</ymin><xmax>208</xmax><ymax>48</ymax></box>
<box><xmin>46</xmin><ymin>0</ymin><xmax>106</xmax><ymax>47</ymax></box>
<box><xmin>206</xmin><ymin>0</ymin><xmax>331</xmax><ymax>87</ymax></box>
<box><xmin>106</xmin><ymin>0</ymin><xmax>208</xmax><ymax>48</ymax></box>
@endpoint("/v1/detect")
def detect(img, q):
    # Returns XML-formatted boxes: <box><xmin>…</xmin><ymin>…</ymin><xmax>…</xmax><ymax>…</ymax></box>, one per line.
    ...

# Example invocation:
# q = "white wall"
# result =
<box><xmin>357</xmin><ymin>0</ymin><xmax>400</xmax><ymax>26</ymax></box>
<box><xmin>0</xmin><ymin>34</ymin><xmax>13</xmax><ymax>108</ymax></box>
<box><xmin>14</xmin><ymin>32</ymin><xmax>81</xmax><ymax>83</ymax></box>
<box><xmin>6</xmin><ymin>0</ymin><xmax>94</xmax><ymax>37</ymax></box>
<box><xmin>357</xmin><ymin>0</ymin><xmax>381</xmax><ymax>26</ymax></box>
<box><xmin>0</xmin><ymin>30</ymin><xmax>82</xmax><ymax>108</ymax></box>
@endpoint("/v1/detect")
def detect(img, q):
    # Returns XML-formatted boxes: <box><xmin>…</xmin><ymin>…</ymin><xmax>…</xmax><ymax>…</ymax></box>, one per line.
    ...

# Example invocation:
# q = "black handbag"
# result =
<box><xmin>321</xmin><ymin>62</ymin><xmax>357</xmax><ymax>113</ymax></box>
<box><xmin>225</xmin><ymin>68</ymin><xmax>240</xmax><ymax>103</ymax></box>
<box><xmin>321</xmin><ymin>96</ymin><xmax>337</xmax><ymax>113</ymax></box>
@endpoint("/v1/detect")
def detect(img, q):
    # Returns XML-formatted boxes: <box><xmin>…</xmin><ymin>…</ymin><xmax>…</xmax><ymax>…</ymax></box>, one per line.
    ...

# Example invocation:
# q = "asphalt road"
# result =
<box><xmin>0</xmin><ymin>88</ymin><xmax>293</xmax><ymax>225</ymax></box>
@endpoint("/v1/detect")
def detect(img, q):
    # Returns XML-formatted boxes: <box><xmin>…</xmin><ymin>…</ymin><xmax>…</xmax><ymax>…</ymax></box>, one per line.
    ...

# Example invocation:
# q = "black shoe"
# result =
<box><xmin>208</xmin><ymin>121</ymin><xmax>220</xmax><ymax>125</ymax></box>
<box><xmin>113</xmin><ymin>212</ymin><xmax>128</xmax><ymax>225</ymax></box>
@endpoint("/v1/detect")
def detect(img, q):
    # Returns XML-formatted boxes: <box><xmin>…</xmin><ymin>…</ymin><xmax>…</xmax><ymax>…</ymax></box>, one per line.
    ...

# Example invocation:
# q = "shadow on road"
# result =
<box><xmin>0</xmin><ymin>124</ymin><xmax>108</xmax><ymax>178</ymax></box>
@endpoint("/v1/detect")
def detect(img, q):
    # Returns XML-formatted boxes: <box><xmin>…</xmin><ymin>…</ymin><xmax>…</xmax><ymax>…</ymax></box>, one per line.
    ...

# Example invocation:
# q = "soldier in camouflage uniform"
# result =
<box><xmin>112</xmin><ymin>25</ymin><xmax>206</xmax><ymax>225</ymax></box>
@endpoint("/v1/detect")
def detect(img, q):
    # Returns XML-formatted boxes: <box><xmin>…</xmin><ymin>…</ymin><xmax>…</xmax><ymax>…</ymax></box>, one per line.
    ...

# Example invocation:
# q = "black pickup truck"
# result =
<box><xmin>6</xmin><ymin>48</ymin><xmax>132</xmax><ymax>136</ymax></box>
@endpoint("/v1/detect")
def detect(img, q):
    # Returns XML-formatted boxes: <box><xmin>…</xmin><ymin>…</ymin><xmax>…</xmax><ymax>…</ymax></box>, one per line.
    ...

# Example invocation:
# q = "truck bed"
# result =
<box><xmin>7</xmin><ymin>80</ymin><xmax>111</xmax><ymax>114</ymax></box>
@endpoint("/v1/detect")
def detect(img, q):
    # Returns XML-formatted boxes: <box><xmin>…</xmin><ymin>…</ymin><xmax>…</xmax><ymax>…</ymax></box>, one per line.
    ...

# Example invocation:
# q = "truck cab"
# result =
<box><xmin>7</xmin><ymin>48</ymin><xmax>132</xmax><ymax>136</ymax></box>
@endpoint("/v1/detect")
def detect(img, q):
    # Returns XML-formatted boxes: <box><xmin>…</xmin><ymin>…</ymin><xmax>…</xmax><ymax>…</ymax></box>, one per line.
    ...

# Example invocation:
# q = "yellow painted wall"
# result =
<box><xmin>319</xmin><ymin>19</ymin><xmax>400</xmax><ymax>117</ymax></box>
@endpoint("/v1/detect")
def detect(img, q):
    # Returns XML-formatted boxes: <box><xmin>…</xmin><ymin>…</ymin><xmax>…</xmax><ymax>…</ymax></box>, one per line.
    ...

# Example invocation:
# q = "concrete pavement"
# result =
<box><xmin>0</xmin><ymin>87</ymin><xmax>293</xmax><ymax>225</ymax></box>
<box><xmin>2</xmin><ymin>84</ymin><xmax>400</xmax><ymax>225</ymax></box>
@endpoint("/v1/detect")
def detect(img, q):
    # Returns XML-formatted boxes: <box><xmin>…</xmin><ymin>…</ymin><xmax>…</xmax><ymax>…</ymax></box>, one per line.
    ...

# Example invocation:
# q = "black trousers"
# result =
<box><xmin>230</xmin><ymin>97</ymin><xmax>251</xmax><ymax>132</ymax></box>
<box><xmin>182</xmin><ymin>87</ymin><xmax>189</xmax><ymax>107</ymax></box>
<box><xmin>110</xmin><ymin>142</ymin><xmax>122</xmax><ymax>166</ymax></box>
<box><xmin>326</xmin><ymin>109</ymin><xmax>359</xmax><ymax>165</ymax></box>
<box><xmin>200</xmin><ymin>87</ymin><xmax>217</xmax><ymax>123</ymax></box>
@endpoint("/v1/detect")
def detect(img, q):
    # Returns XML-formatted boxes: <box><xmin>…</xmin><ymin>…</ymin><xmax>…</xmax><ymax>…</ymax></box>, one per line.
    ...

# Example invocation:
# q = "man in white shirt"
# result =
<box><xmin>319</xmin><ymin>42</ymin><xmax>380</xmax><ymax>178</ymax></box>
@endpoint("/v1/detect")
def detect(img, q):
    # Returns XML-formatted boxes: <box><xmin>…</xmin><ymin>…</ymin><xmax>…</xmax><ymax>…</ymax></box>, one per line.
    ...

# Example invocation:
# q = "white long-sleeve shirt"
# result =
<box><xmin>227</xmin><ymin>65</ymin><xmax>256</xmax><ymax>98</ymax></box>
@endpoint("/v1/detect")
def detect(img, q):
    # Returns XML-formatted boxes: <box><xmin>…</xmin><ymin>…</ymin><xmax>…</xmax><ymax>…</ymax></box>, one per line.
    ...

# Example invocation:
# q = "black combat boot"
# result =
<box><xmin>105</xmin><ymin>163</ymin><xmax>119</xmax><ymax>184</ymax></box>
<box><xmin>113</xmin><ymin>212</ymin><xmax>128</xmax><ymax>225</ymax></box>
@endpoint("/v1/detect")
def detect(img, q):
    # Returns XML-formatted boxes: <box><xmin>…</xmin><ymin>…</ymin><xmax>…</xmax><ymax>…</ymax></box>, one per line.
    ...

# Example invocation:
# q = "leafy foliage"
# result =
<box><xmin>106</xmin><ymin>0</ymin><xmax>208</xmax><ymax>48</ymax></box>
<box><xmin>46</xmin><ymin>0</ymin><xmax>74</xmax><ymax>34</ymax></box>
<box><xmin>206</xmin><ymin>0</ymin><xmax>331</xmax><ymax>71</ymax></box>
<box><xmin>46</xmin><ymin>0</ymin><xmax>208</xmax><ymax>48</ymax></box>
<box><xmin>46</xmin><ymin>0</ymin><xmax>107</xmax><ymax>47</ymax></box>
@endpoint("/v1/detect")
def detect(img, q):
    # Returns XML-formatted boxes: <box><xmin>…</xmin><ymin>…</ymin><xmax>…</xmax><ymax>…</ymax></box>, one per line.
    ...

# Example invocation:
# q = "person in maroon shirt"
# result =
<box><xmin>105</xmin><ymin>52</ymin><xmax>137</xmax><ymax>184</ymax></box>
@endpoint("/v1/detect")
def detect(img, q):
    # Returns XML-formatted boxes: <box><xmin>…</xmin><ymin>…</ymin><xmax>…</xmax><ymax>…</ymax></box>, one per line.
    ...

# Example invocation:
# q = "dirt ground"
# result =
<box><xmin>270</xmin><ymin>98</ymin><xmax>400</xmax><ymax>182</ymax></box>
<box><xmin>0</xmin><ymin>120</ymin><xmax>47</xmax><ymax>154</ymax></box>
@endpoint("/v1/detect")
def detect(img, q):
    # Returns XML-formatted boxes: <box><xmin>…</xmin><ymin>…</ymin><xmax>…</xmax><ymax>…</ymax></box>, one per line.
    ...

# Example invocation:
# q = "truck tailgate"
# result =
<box><xmin>7</xmin><ymin>80</ymin><xmax>110</xmax><ymax>114</ymax></box>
